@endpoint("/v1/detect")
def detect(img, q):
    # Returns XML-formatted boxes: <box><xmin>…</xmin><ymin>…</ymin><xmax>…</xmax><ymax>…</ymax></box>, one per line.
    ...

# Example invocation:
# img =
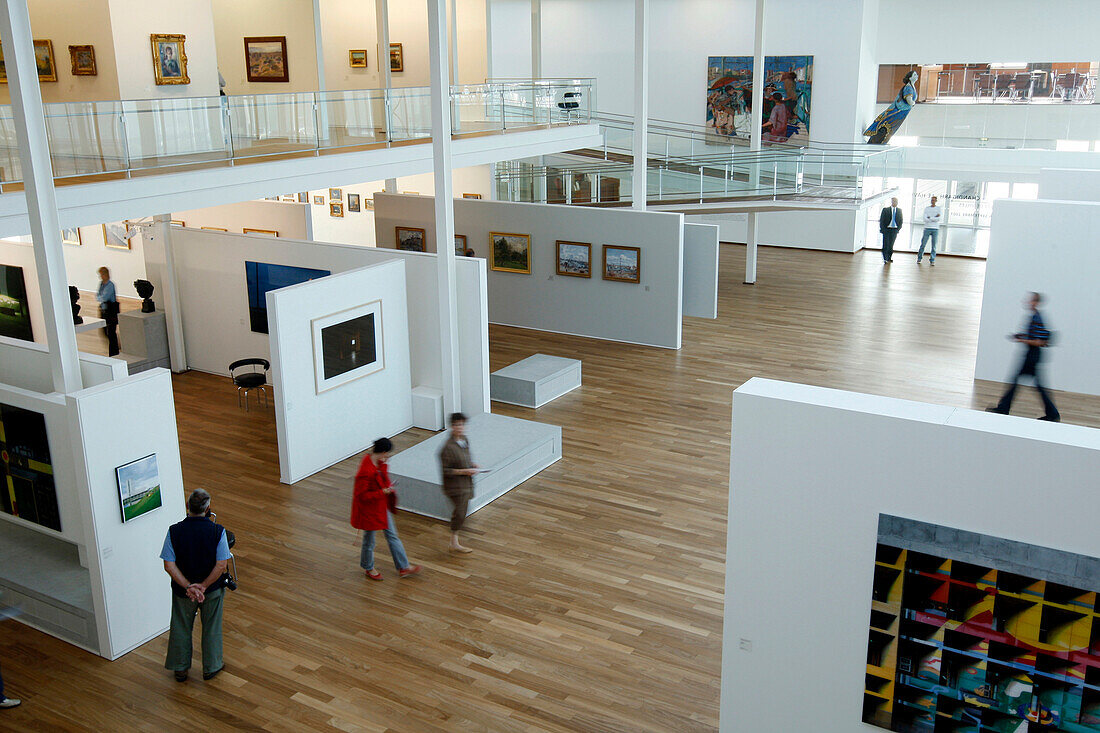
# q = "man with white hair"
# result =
<box><xmin>160</xmin><ymin>488</ymin><xmax>231</xmax><ymax>682</ymax></box>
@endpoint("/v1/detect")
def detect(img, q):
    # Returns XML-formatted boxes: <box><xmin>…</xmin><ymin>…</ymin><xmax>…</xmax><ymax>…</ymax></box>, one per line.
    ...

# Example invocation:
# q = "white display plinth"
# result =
<box><xmin>411</xmin><ymin>386</ymin><xmax>444</xmax><ymax>430</ymax></box>
<box><xmin>388</xmin><ymin>412</ymin><xmax>562</xmax><ymax>520</ymax></box>
<box><xmin>73</xmin><ymin>317</ymin><xmax>105</xmax><ymax>333</ymax></box>
<box><xmin>490</xmin><ymin>354</ymin><xmax>581</xmax><ymax>408</ymax></box>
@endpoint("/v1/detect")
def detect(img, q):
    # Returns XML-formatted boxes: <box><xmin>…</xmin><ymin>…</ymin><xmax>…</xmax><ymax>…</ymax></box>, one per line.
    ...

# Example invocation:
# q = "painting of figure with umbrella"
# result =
<box><xmin>707</xmin><ymin>55</ymin><xmax>813</xmax><ymax>143</ymax></box>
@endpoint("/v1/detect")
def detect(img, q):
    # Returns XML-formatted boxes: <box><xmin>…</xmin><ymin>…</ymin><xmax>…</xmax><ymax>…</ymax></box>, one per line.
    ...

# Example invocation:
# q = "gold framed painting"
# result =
<box><xmin>244</xmin><ymin>36</ymin><xmax>289</xmax><ymax>83</ymax></box>
<box><xmin>34</xmin><ymin>40</ymin><xmax>57</xmax><ymax>82</ymax></box>
<box><xmin>490</xmin><ymin>232</ymin><xmax>531</xmax><ymax>274</ymax></box>
<box><xmin>454</xmin><ymin>234</ymin><xmax>468</xmax><ymax>256</ymax></box>
<box><xmin>462</xmin><ymin>193</ymin><xmax>482</xmax><ymax>200</ymax></box>
<box><xmin>330</xmin><ymin>202</ymin><xmax>344</xmax><ymax>218</ymax></box>
<box><xmin>201</xmin><ymin>226</ymin><xmax>228</xmax><ymax>232</ymax></box>
<box><xmin>349</xmin><ymin>49</ymin><xmax>368</xmax><ymax>68</ymax></box>
<box><xmin>69</xmin><ymin>45</ymin><xmax>96</xmax><ymax>76</ymax></box>
<box><xmin>329</xmin><ymin>188</ymin><xmax>342</xmax><ymax>201</ymax></box>
<box><xmin>389</xmin><ymin>43</ymin><xmax>404</xmax><ymax>72</ymax></box>
<box><xmin>61</xmin><ymin>227</ymin><xmax>81</xmax><ymax>246</ymax></box>
<box><xmin>243</xmin><ymin>228</ymin><xmax>279</xmax><ymax>237</ymax></box>
<box><xmin>395</xmin><ymin>226</ymin><xmax>426</xmax><ymax>252</ymax></box>
<box><xmin>151</xmin><ymin>34</ymin><xmax>189</xmax><ymax>85</ymax></box>
<box><xmin>602</xmin><ymin>245</ymin><xmax>641</xmax><ymax>283</ymax></box>
<box><xmin>170</xmin><ymin>220</ymin><xmax>185</xmax><ymax>227</ymax></box>
<box><xmin>103</xmin><ymin>221</ymin><xmax>133</xmax><ymax>250</ymax></box>
<box><xmin>313</xmin><ymin>195</ymin><xmax>325</xmax><ymax>205</ymax></box>
<box><xmin>556</xmin><ymin>241</ymin><xmax>591</xmax><ymax>278</ymax></box>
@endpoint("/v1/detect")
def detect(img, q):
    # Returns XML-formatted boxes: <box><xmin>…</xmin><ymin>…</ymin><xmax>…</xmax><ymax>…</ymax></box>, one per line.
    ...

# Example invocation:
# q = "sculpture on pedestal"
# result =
<box><xmin>69</xmin><ymin>285</ymin><xmax>83</xmax><ymax>324</ymax></box>
<box><xmin>134</xmin><ymin>279</ymin><xmax>155</xmax><ymax>313</ymax></box>
<box><xmin>864</xmin><ymin>70</ymin><xmax>918</xmax><ymax>145</ymax></box>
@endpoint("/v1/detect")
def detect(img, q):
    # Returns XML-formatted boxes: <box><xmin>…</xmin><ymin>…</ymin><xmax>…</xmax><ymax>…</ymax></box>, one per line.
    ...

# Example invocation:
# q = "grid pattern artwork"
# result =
<box><xmin>865</xmin><ymin>517</ymin><xmax>1100</xmax><ymax>732</ymax></box>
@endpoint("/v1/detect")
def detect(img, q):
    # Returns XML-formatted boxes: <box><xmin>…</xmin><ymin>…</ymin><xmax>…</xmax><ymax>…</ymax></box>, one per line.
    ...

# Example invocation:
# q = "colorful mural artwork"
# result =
<box><xmin>865</xmin><ymin>518</ymin><xmax>1100</xmax><ymax>732</ymax></box>
<box><xmin>706</xmin><ymin>55</ymin><xmax>813</xmax><ymax>142</ymax></box>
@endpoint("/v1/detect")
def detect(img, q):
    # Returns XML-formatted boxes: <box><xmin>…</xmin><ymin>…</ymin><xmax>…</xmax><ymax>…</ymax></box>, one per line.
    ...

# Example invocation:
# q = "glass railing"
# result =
<box><xmin>0</xmin><ymin>79</ymin><xmax>595</xmax><ymax>188</ymax></box>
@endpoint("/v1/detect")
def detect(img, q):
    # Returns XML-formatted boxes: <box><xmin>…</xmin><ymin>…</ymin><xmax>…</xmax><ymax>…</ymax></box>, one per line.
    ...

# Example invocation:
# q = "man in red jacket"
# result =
<box><xmin>351</xmin><ymin>438</ymin><xmax>421</xmax><ymax>581</ymax></box>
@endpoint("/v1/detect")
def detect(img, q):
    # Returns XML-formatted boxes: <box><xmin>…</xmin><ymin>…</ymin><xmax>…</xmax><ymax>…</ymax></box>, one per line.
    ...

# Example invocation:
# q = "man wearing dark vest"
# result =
<box><xmin>160</xmin><ymin>489</ymin><xmax>230</xmax><ymax>682</ymax></box>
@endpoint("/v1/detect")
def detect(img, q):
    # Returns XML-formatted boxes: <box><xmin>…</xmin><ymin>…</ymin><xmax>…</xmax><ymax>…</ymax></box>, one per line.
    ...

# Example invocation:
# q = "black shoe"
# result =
<box><xmin>1038</xmin><ymin>415</ymin><xmax>1061</xmax><ymax>422</ymax></box>
<box><xmin>985</xmin><ymin>407</ymin><xmax>1008</xmax><ymax>414</ymax></box>
<box><xmin>174</xmin><ymin>669</ymin><xmax>188</xmax><ymax>682</ymax></box>
<box><xmin>203</xmin><ymin>666</ymin><xmax>224</xmax><ymax>681</ymax></box>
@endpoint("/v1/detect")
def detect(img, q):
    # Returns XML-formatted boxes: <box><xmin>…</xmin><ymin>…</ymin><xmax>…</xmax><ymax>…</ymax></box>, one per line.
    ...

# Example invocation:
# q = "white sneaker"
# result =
<box><xmin>0</xmin><ymin>697</ymin><xmax>21</xmax><ymax>708</ymax></box>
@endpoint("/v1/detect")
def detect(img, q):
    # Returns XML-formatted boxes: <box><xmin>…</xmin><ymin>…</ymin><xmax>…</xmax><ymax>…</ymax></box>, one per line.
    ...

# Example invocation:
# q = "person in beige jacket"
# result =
<box><xmin>438</xmin><ymin>413</ymin><xmax>479</xmax><ymax>553</ymax></box>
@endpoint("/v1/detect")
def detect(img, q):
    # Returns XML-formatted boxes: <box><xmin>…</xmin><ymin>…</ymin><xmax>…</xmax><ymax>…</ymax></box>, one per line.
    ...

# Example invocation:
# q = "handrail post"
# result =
<box><xmin>565</xmin><ymin>172</ymin><xmax>572</xmax><ymax>205</ymax></box>
<box><xmin>312</xmin><ymin>93</ymin><xmax>321</xmax><ymax>155</ymax></box>
<box><xmin>698</xmin><ymin>165</ymin><xmax>704</xmax><ymax>203</ymax></box>
<box><xmin>772</xmin><ymin>161</ymin><xmax>777</xmax><ymax>199</ymax></box>
<box><xmin>119</xmin><ymin>109</ymin><xmax>131</xmax><ymax>177</ymax></box>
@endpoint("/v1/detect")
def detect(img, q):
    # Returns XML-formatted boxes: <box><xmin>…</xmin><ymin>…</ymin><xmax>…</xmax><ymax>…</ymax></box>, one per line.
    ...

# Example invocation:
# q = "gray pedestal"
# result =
<box><xmin>490</xmin><ymin>354</ymin><xmax>582</xmax><ymax>408</ymax></box>
<box><xmin>388</xmin><ymin>412</ymin><xmax>562</xmax><ymax>520</ymax></box>
<box><xmin>118</xmin><ymin>310</ymin><xmax>170</xmax><ymax>374</ymax></box>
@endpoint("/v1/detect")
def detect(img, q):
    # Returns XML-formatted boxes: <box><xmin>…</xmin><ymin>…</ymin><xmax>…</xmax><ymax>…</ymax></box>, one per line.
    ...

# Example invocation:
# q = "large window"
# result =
<box><xmin>878</xmin><ymin>63</ymin><xmax>1097</xmax><ymax>105</ymax></box>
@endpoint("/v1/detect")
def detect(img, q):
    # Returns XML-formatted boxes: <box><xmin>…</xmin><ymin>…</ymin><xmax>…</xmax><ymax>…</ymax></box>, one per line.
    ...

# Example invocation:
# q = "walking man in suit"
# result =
<box><xmin>439</xmin><ymin>413</ymin><xmax>479</xmax><ymax>553</ymax></box>
<box><xmin>879</xmin><ymin>197</ymin><xmax>902</xmax><ymax>264</ymax></box>
<box><xmin>986</xmin><ymin>292</ymin><xmax>1060</xmax><ymax>422</ymax></box>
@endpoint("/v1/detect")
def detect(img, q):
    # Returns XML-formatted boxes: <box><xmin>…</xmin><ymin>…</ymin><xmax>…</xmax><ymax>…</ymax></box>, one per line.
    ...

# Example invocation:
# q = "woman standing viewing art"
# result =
<box><xmin>96</xmin><ymin>266</ymin><xmax>119</xmax><ymax>356</ymax></box>
<box><xmin>351</xmin><ymin>438</ymin><xmax>421</xmax><ymax>581</ymax></box>
<box><xmin>864</xmin><ymin>70</ymin><xmax>918</xmax><ymax>144</ymax></box>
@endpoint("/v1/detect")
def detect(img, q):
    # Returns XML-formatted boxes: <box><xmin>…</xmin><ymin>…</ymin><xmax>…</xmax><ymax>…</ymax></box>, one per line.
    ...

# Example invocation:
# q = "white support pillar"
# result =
<box><xmin>376</xmin><ymin>0</ymin><xmax>392</xmax><ymax>140</ymax></box>
<box><xmin>152</xmin><ymin>215</ymin><xmax>187</xmax><ymax>372</ymax></box>
<box><xmin>631</xmin><ymin>0</ymin><xmax>649</xmax><ymax>211</ymax></box>
<box><xmin>749</xmin><ymin>0</ymin><xmax>765</xmax><ymax>189</ymax></box>
<box><xmin>0</xmin><ymin>0</ymin><xmax>81</xmax><ymax>393</ymax></box>
<box><xmin>485</xmin><ymin>0</ymin><xmax>494</xmax><ymax>80</ymax></box>
<box><xmin>530</xmin><ymin>0</ymin><xmax>541</xmax><ymax>79</ymax></box>
<box><xmin>427</xmin><ymin>0</ymin><xmax>461</xmax><ymax>416</ymax></box>
<box><xmin>450</xmin><ymin>0</ymin><xmax>459</xmax><ymax>85</ymax></box>
<box><xmin>744</xmin><ymin>211</ymin><xmax>758</xmax><ymax>285</ymax></box>
<box><xmin>313</xmin><ymin>0</ymin><xmax>327</xmax><ymax>91</ymax></box>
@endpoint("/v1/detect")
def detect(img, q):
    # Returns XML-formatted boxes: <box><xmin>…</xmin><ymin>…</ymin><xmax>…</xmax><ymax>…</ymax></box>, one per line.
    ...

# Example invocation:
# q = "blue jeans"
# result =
<box><xmin>918</xmin><ymin>228</ymin><xmax>938</xmax><ymax>261</ymax></box>
<box><xmin>360</xmin><ymin>514</ymin><xmax>410</xmax><ymax>571</ymax></box>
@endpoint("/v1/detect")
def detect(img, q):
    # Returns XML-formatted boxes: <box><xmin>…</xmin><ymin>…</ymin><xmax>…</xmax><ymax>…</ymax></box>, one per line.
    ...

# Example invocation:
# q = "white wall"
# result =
<box><xmin>722</xmin><ymin>377</ymin><xmax>1100</xmax><ymax>732</ymax></box>
<box><xmin>212</xmin><ymin>0</ymin><xmax>318</xmax><ymax>94</ymax></box>
<box><xmin>66</xmin><ymin>369</ymin><xmax>185</xmax><ymax>658</ymax></box>
<box><xmin>0</xmin><ymin>336</ymin><xmax>127</xmax><ymax>394</ymax></box>
<box><xmin>681</xmin><ymin>222</ymin><xmax>718</xmax><ymax>319</ymax></box>
<box><xmin>374</xmin><ymin>193</ymin><xmax>685</xmax><ymax>349</ymax></box>
<box><xmin>686</xmin><ymin>207</ymin><xmax>867</xmax><ymax>253</ymax></box>
<box><xmin>107</xmin><ymin>0</ymin><xmax>220</xmax><ymax>98</ymax></box>
<box><xmin>974</xmin><ymin>198</ymin><xmax>1100</xmax><ymax>396</ymax></box>
<box><xmin>1039</xmin><ymin>168</ymin><xmax>1100</xmax><ymax>202</ymax></box>
<box><xmin>170</xmin><ymin>228</ymin><xmax>489</xmax><ymax>411</ymax></box>
<box><xmin>172</xmin><ymin>199</ymin><xmax>310</xmax><ymax>238</ymax></box>
<box><xmin>268</xmin><ymin>261</ymin><xmax>412</xmax><ymax>483</ymax></box>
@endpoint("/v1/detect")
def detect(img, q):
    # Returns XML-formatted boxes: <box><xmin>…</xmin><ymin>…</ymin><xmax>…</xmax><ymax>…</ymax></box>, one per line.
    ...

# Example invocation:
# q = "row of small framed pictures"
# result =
<box><xmin>61</xmin><ymin>223</ymin><xmax>134</xmax><ymax>250</ymax></box>
<box><xmin>0</xmin><ymin>40</ymin><xmax>97</xmax><ymax>82</ymax></box>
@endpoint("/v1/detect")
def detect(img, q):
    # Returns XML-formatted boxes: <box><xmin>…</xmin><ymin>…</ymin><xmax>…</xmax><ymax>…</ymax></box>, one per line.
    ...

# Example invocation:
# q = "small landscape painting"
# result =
<box><xmin>490</xmin><ymin>232</ymin><xmax>531</xmax><ymax>274</ymax></box>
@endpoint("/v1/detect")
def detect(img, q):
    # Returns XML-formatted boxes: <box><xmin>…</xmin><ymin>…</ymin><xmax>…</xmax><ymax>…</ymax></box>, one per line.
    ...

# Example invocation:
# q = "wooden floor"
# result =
<box><xmin>4</xmin><ymin>247</ymin><xmax>1098</xmax><ymax>732</ymax></box>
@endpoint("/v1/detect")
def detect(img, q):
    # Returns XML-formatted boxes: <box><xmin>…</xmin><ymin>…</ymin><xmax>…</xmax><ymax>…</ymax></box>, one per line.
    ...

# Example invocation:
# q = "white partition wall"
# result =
<box><xmin>1038</xmin><ymin>168</ymin><xmax>1100</xmax><ymax>203</ymax></box>
<box><xmin>682</xmin><ymin>222</ymin><xmax>719</xmax><ymax>319</ymax></box>
<box><xmin>373</xmin><ymin>193</ymin><xmax>687</xmax><ymax>349</ymax></box>
<box><xmin>267</xmin><ymin>261</ymin><xmax>413</xmax><ymax>484</ymax></box>
<box><xmin>722</xmin><ymin>378</ymin><xmax>1100</xmax><ymax>733</ymax></box>
<box><xmin>975</xmin><ymin>199</ymin><xmax>1100</xmax><ymax>396</ymax></box>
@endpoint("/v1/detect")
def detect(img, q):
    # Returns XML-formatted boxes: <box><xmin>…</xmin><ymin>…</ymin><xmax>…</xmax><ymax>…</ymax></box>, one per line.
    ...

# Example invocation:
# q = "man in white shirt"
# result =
<box><xmin>917</xmin><ymin>195</ymin><xmax>943</xmax><ymax>265</ymax></box>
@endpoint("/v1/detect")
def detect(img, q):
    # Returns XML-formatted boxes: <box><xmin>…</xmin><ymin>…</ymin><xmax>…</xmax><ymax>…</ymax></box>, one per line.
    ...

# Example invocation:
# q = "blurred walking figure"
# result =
<box><xmin>986</xmin><ymin>292</ymin><xmax>1060</xmax><ymax>422</ymax></box>
<box><xmin>439</xmin><ymin>413</ymin><xmax>479</xmax><ymax>553</ymax></box>
<box><xmin>351</xmin><ymin>438</ymin><xmax>421</xmax><ymax>581</ymax></box>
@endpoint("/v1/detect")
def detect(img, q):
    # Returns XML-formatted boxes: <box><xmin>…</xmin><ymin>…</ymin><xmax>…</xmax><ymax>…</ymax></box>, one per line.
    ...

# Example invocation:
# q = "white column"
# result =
<box><xmin>632</xmin><ymin>0</ymin><xmax>649</xmax><ymax>211</ymax></box>
<box><xmin>376</xmin><ymin>0</ymin><xmax>392</xmax><ymax>140</ymax></box>
<box><xmin>313</xmin><ymin>0</ymin><xmax>327</xmax><ymax>91</ymax></box>
<box><xmin>0</xmin><ymin>0</ymin><xmax>81</xmax><ymax>393</ymax></box>
<box><xmin>749</xmin><ymin>0</ymin><xmax>765</xmax><ymax>191</ymax></box>
<box><xmin>744</xmin><ymin>211</ymin><xmax>758</xmax><ymax>285</ymax></box>
<box><xmin>485</xmin><ymin>0</ymin><xmax>494</xmax><ymax>80</ymax></box>
<box><xmin>530</xmin><ymin>0</ymin><xmax>541</xmax><ymax>79</ymax></box>
<box><xmin>427</xmin><ymin>0</ymin><xmax>461</xmax><ymax>416</ymax></box>
<box><xmin>152</xmin><ymin>215</ymin><xmax>187</xmax><ymax>372</ymax></box>
<box><xmin>450</xmin><ymin>0</ymin><xmax>459</xmax><ymax>85</ymax></box>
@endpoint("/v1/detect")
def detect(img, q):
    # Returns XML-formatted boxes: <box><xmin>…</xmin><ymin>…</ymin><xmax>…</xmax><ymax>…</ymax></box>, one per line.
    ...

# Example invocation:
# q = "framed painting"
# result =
<box><xmin>330</xmin><ymin>202</ymin><xmax>344</xmax><ymax>218</ymax></box>
<box><xmin>363</xmin><ymin>197</ymin><xmax>375</xmax><ymax>211</ymax></box>
<box><xmin>311</xmin><ymin>300</ymin><xmax>384</xmax><ymax>394</ymax></box>
<box><xmin>33</xmin><ymin>40</ymin><xmax>56</xmax><ymax>82</ymax></box>
<box><xmin>395</xmin><ymin>226</ymin><xmax>426</xmax><ymax>252</ymax></box>
<box><xmin>454</xmin><ymin>234</ymin><xmax>467</xmax><ymax>256</ymax></box>
<box><xmin>243</xmin><ymin>228</ymin><xmax>278</xmax><ymax>237</ymax></box>
<box><xmin>347</xmin><ymin>193</ymin><xmax>361</xmax><ymax>212</ymax></box>
<box><xmin>0</xmin><ymin>265</ymin><xmax>34</xmax><ymax>341</ymax></box>
<box><xmin>349</xmin><ymin>49</ymin><xmax>368</xmax><ymax>68</ymax></box>
<box><xmin>490</xmin><ymin>232</ymin><xmax>531</xmax><ymax>274</ymax></box>
<box><xmin>462</xmin><ymin>193</ymin><xmax>482</xmax><ymax>200</ymax></box>
<box><xmin>389</xmin><ymin>43</ymin><xmax>404</xmax><ymax>72</ymax></box>
<box><xmin>68</xmin><ymin>44</ymin><xmax>96</xmax><ymax>76</ymax></box>
<box><xmin>170</xmin><ymin>220</ymin><xmax>185</xmax><ymax>227</ymax></box>
<box><xmin>556</xmin><ymin>241</ymin><xmax>591</xmax><ymax>278</ymax></box>
<box><xmin>602</xmin><ymin>245</ymin><xmax>640</xmax><ymax>283</ymax></box>
<box><xmin>116</xmin><ymin>454</ymin><xmax>162</xmax><ymax>523</ymax></box>
<box><xmin>61</xmin><ymin>227</ymin><xmax>81</xmax><ymax>246</ymax></box>
<box><xmin>329</xmin><ymin>188</ymin><xmax>342</xmax><ymax>201</ymax></box>
<box><xmin>297</xmin><ymin>192</ymin><xmax>309</xmax><ymax>203</ymax></box>
<box><xmin>313</xmin><ymin>195</ymin><xmax>324</xmax><ymax>205</ymax></box>
<box><xmin>150</xmin><ymin>34</ymin><xmax>189</xmax><ymax>85</ymax></box>
<box><xmin>244</xmin><ymin>36</ymin><xmax>289</xmax><ymax>83</ymax></box>
<box><xmin>201</xmin><ymin>226</ymin><xmax>228</xmax><ymax>232</ymax></box>
<box><xmin>103</xmin><ymin>221</ymin><xmax>133</xmax><ymax>250</ymax></box>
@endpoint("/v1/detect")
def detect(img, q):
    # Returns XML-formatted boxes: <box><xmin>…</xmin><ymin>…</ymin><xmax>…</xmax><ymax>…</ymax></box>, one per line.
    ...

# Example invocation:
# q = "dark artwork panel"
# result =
<box><xmin>0</xmin><ymin>402</ymin><xmax>60</xmax><ymax>531</ymax></box>
<box><xmin>245</xmin><ymin>261</ymin><xmax>330</xmax><ymax>334</ymax></box>
<box><xmin>0</xmin><ymin>264</ymin><xmax>33</xmax><ymax>341</ymax></box>
<box><xmin>863</xmin><ymin>516</ymin><xmax>1100</xmax><ymax>732</ymax></box>
<box><xmin>321</xmin><ymin>313</ymin><xmax>377</xmax><ymax>380</ymax></box>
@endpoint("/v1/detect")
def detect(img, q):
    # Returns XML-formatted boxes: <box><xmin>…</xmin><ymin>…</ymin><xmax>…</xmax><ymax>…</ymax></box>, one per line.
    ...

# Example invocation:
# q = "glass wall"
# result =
<box><xmin>878</xmin><ymin>63</ymin><xmax>1098</xmax><ymax>105</ymax></box>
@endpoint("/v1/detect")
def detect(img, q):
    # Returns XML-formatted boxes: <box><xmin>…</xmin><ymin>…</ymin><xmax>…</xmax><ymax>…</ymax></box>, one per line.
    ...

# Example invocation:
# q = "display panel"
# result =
<box><xmin>245</xmin><ymin>261</ymin><xmax>330</xmax><ymax>334</ymax></box>
<box><xmin>0</xmin><ymin>264</ymin><xmax>33</xmax><ymax>341</ymax></box>
<box><xmin>0</xmin><ymin>402</ymin><xmax>60</xmax><ymax>531</ymax></box>
<box><xmin>311</xmin><ymin>300</ymin><xmax>384</xmax><ymax>393</ymax></box>
<box><xmin>865</xmin><ymin>515</ymin><xmax>1100</xmax><ymax>732</ymax></box>
<box><xmin>116</xmin><ymin>454</ymin><xmax>162</xmax><ymax>523</ymax></box>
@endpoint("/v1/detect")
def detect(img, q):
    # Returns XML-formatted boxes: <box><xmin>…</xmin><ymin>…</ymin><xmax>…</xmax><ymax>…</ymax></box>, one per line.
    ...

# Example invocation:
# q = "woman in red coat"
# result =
<box><xmin>351</xmin><ymin>438</ymin><xmax>420</xmax><ymax>580</ymax></box>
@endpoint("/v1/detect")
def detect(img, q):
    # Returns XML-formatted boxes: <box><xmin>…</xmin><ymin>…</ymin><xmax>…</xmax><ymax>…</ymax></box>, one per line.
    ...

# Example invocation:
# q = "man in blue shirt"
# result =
<box><xmin>986</xmin><ymin>292</ymin><xmax>1060</xmax><ymax>422</ymax></box>
<box><xmin>95</xmin><ymin>266</ymin><xmax>119</xmax><ymax>356</ymax></box>
<box><xmin>161</xmin><ymin>488</ymin><xmax>231</xmax><ymax>682</ymax></box>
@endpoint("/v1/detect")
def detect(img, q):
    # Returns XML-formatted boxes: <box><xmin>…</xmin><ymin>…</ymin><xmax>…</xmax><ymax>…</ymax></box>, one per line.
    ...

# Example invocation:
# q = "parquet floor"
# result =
<box><xmin>3</xmin><ymin>247</ymin><xmax>1098</xmax><ymax>732</ymax></box>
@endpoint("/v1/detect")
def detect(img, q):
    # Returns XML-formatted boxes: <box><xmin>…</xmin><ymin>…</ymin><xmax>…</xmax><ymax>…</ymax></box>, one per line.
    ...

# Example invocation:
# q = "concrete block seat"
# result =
<box><xmin>388</xmin><ymin>412</ymin><xmax>562</xmax><ymax>520</ymax></box>
<box><xmin>490</xmin><ymin>354</ymin><xmax>581</xmax><ymax>408</ymax></box>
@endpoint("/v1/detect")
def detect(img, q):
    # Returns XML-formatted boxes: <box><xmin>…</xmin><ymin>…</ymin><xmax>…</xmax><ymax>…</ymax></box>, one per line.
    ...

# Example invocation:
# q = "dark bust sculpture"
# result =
<box><xmin>69</xmin><ymin>285</ymin><xmax>83</xmax><ymax>324</ymax></box>
<box><xmin>134</xmin><ymin>279</ymin><xmax>155</xmax><ymax>313</ymax></box>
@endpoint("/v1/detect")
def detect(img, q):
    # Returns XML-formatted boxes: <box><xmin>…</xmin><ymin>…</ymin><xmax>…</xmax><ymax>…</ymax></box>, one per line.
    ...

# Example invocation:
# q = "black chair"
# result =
<box><xmin>229</xmin><ymin>358</ymin><xmax>269</xmax><ymax>411</ymax></box>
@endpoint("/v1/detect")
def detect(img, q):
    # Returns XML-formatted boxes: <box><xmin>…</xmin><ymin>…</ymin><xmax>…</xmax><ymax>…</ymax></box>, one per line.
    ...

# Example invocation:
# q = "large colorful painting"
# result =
<box><xmin>0</xmin><ymin>402</ymin><xmax>60</xmax><ymax>531</ymax></box>
<box><xmin>706</xmin><ymin>55</ymin><xmax>813</xmax><ymax>142</ymax></box>
<box><xmin>0</xmin><ymin>264</ymin><xmax>33</xmax><ymax>341</ymax></box>
<box><xmin>864</xmin><ymin>515</ymin><xmax>1100</xmax><ymax>732</ymax></box>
